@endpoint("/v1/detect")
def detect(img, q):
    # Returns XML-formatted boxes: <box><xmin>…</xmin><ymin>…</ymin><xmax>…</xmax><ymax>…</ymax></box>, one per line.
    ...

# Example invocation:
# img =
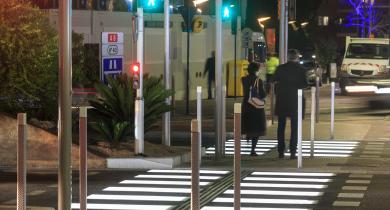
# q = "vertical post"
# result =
<box><xmin>270</xmin><ymin>82</ymin><xmax>275</xmax><ymax>124</ymax></box>
<box><xmin>163</xmin><ymin>0</ymin><xmax>171</xmax><ymax>146</ymax></box>
<box><xmin>315</xmin><ymin>76</ymin><xmax>320</xmax><ymax>123</ymax></box>
<box><xmin>135</xmin><ymin>7</ymin><xmax>145</xmax><ymax>154</ymax></box>
<box><xmin>330</xmin><ymin>82</ymin><xmax>335</xmax><ymax>140</ymax></box>
<box><xmin>215</xmin><ymin>0</ymin><xmax>223</xmax><ymax>160</ymax></box>
<box><xmin>234</xmin><ymin>28</ymin><xmax>237</xmax><ymax>99</ymax></box>
<box><xmin>310</xmin><ymin>87</ymin><xmax>316</xmax><ymax>158</ymax></box>
<box><xmin>222</xmin><ymin>86</ymin><xmax>227</xmax><ymax>157</ymax></box>
<box><xmin>58</xmin><ymin>0</ymin><xmax>72</xmax><ymax>209</ymax></box>
<box><xmin>234</xmin><ymin>103</ymin><xmax>241</xmax><ymax>210</ymax></box>
<box><xmin>191</xmin><ymin>119</ymin><xmax>200</xmax><ymax>210</ymax></box>
<box><xmin>79</xmin><ymin>107</ymin><xmax>87</xmax><ymax>210</ymax></box>
<box><xmin>297</xmin><ymin>89</ymin><xmax>303</xmax><ymax>169</ymax></box>
<box><xmin>185</xmin><ymin>2</ymin><xmax>191</xmax><ymax>115</ymax></box>
<box><xmin>279</xmin><ymin>0</ymin><xmax>286</xmax><ymax>64</ymax></box>
<box><xmin>197</xmin><ymin>86</ymin><xmax>202</xmax><ymax>163</ymax></box>
<box><xmin>17</xmin><ymin>113</ymin><xmax>27</xmax><ymax>210</ymax></box>
<box><xmin>284</xmin><ymin>0</ymin><xmax>289</xmax><ymax>60</ymax></box>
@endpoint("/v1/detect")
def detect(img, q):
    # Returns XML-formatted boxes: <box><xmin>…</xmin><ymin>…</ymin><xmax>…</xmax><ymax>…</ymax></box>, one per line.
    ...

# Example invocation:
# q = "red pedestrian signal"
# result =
<box><xmin>131</xmin><ymin>63</ymin><xmax>140</xmax><ymax>89</ymax></box>
<box><xmin>132</xmin><ymin>63</ymin><xmax>140</xmax><ymax>74</ymax></box>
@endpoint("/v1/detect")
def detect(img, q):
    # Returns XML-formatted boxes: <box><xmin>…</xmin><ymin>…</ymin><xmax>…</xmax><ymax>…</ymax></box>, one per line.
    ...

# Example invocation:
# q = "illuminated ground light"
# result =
<box><xmin>202</xmin><ymin>171</ymin><xmax>333</xmax><ymax>210</ymax></box>
<box><xmin>285</xmin><ymin>140</ymin><xmax>359</xmax><ymax>157</ymax></box>
<box><xmin>206</xmin><ymin>139</ymin><xmax>278</xmax><ymax>155</ymax></box>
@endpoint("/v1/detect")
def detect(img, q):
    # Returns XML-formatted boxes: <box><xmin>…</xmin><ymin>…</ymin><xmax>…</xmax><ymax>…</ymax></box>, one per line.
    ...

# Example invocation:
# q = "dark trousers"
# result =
<box><xmin>277</xmin><ymin>112</ymin><xmax>298</xmax><ymax>155</ymax></box>
<box><xmin>207</xmin><ymin>78</ymin><xmax>215</xmax><ymax>99</ymax></box>
<box><xmin>247</xmin><ymin>136</ymin><xmax>259</xmax><ymax>153</ymax></box>
<box><xmin>266</xmin><ymin>74</ymin><xmax>273</xmax><ymax>94</ymax></box>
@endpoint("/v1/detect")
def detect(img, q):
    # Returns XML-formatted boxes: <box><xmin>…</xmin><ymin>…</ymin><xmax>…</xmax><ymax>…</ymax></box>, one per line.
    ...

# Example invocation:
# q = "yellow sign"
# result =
<box><xmin>192</xmin><ymin>17</ymin><xmax>203</xmax><ymax>33</ymax></box>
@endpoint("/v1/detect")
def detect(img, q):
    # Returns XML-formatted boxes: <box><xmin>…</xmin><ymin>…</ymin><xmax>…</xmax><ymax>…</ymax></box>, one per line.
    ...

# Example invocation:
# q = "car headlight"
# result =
<box><xmin>341</xmin><ymin>64</ymin><xmax>348</xmax><ymax>71</ymax></box>
<box><xmin>379</xmin><ymin>65</ymin><xmax>388</xmax><ymax>72</ymax></box>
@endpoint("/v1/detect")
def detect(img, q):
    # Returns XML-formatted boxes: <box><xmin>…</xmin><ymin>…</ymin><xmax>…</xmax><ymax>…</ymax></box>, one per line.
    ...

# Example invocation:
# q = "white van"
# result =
<box><xmin>339</xmin><ymin>36</ymin><xmax>390</xmax><ymax>94</ymax></box>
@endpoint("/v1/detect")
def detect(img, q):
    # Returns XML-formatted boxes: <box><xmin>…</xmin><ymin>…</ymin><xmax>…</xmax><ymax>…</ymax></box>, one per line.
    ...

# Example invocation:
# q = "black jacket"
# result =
<box><xmin>203</xmin><ymin>57</ymin><xmax>215</xmax><ymax>81</ymax></box>
<box><xmin>273</xmin><ymin>61</ymin><xmax>308</xmax><ymax>116</ymax></box>
<box><xmin>241</xmin><ymin>73</ymin><xmax>266</xmax><ymax>137</ymax></box>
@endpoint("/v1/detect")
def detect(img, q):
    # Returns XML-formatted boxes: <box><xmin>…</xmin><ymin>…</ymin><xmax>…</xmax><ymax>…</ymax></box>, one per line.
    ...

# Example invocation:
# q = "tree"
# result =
<box><xmin>343</xmin><ymin>0</ymin><xmax>388</xmax><ymax>37</ymax></box>
<box><xmin>0</xmin><ymin>0</ymin><xmax>58</xmax><ymax>120</ymax></box>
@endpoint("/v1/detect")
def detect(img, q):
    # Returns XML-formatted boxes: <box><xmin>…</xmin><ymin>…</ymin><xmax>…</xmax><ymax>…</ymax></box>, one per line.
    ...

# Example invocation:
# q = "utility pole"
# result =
<box><xmin>58</xmin><ymin>0</ymin><xmax>72</xmax><ymax>209</ymax></box>
<box><xmin>135</xmin><ymin>6</ymin><xmax>145</xmax><ymax>154</ymax></box>
<box><xmin>163</xmin><ymin>0</ymin><xmax>171</xmax><ymax>146</ymax></box>
<box><xmin>215</xmin><ymin>0</ymin><xmax>223</xmax><ymax>159</ymax></box>
<box><xmin>279</xmin><ymin>0</ymin><xmax>288</xmax><ymax>64</ymax></box>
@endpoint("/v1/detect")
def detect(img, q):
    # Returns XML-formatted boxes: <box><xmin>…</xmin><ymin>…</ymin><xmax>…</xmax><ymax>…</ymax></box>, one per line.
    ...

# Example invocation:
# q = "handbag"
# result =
<box><xmin>248</xmin><ymin>77</ymin><xmax>265</xmax><ymax>109</ymax></box>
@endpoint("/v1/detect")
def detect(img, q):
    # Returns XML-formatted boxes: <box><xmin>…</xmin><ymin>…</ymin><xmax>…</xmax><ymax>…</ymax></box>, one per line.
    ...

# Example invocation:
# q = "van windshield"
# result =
<box><xmin>346</xmin><ymin>43</ymin><xmax>389</xmax><ymax>59</ymax></box>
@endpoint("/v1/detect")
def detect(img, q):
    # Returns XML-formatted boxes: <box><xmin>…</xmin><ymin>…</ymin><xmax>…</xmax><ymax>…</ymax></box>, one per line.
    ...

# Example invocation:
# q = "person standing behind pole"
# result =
<box><xmin>203</xmin><ymin>51</ymin><xmax>215</xmax><ymax>99</ymax></box>
<box><xmin>273</xmin><ymin>49</ymin><xmax>308</xmax><ymax>159</ymax></box>
<box><xmin>241</xmin><ymin>62</ymin><xmax>267</xmax><ymax>156</ymax></box>
<box><xmin>266</xmin><ymin>53</ymin><xmax>279</xmax><ymax>93</ymax></box>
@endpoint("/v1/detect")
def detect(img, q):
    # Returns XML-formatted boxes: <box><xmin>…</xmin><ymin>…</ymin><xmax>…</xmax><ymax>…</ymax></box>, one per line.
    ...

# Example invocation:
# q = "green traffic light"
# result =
<box><xmin>223</xmin><ymin>6</ymin><xmax>230</xmax><ymax>18</ymax></box>
<box><xmin>147</xmin><ymin>0</ymin><xmax>155</xmax><ymax>7</ymax></box>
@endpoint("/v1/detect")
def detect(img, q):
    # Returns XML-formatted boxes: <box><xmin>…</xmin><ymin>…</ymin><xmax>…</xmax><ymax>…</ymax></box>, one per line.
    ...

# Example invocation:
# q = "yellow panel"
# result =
<box><xmin>226</xmin><ymin>60</ymin><xmax>249</xmax><ymax>97</ymax></box>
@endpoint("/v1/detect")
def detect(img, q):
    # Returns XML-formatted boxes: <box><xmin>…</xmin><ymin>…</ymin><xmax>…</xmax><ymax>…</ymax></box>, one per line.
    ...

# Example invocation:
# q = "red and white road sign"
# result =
<box><xmin>102</xmin><ymin>32</ymin><xmax>124</xmax><ymax>44</ymax></box>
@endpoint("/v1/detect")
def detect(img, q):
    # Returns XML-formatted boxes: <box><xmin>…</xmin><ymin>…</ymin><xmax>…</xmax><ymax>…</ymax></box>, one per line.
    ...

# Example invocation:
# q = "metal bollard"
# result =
<box><xmin>191</xmin><ymin>119</ymin><xmax>200</xmax><ymax>210</ymax></box>
<box><xmin>79</xmin><ymin>107</ymin><xmax>88</xmax><ymax>210</ymax></box>
<box><xmin>330</xmin><ymin>82</ymin><xmax>335</xmax><ymax>140</ymax></box>
<box><xmin>310</xmin><ymin>87</ymin><xmax>316</xmax><ymax>158</ymax></box>
<box><xmin>315</xmin><ymin>76</ymin><xmax>320</xmax><ymax>123</ymax></box>
<box><xmin>196</xmin><ymin>86</ymin><xmax>202</xmax><ymax>164</ymax></box>
<box><xmin>222</xmin><ymin>86</ymin><xmax>226</xmax><ymax>157</ymax></box>
<box><xmin>297</xmin><ymin>90</ymin><xmax>303</xmax><ymax>169</ymax></box>
<box><xmin>233</xmin><ymin>103</ymin><xmax>241</xmax><ymax>210</ymax></box>
<box><xmin>270</xmin><ymin>82</ymin><xmax>275</xmax><ymax>124</ymax></box>
<box><xmin>17</xmin><ymin>113</ymin><xmax>27</xmax><ymax>210</ymax></box>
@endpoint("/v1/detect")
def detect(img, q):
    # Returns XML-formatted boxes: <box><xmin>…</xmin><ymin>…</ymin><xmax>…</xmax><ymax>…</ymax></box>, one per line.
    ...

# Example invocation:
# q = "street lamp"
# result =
<box><xmin>193</xmin><ymin>0</ymin><xmax>208</xmax><ymax>6</ymax></box>
<box><xmin>257</xmin><ymin>16</ymin><xmax>271</xmax><ymax>28</ymax></box>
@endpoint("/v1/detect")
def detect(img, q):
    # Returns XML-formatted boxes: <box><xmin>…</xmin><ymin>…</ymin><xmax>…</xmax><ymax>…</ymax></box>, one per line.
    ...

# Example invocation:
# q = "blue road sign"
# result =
<box><xmin>102</xmin><ymin>57</ymin><xmax>123</xmax><ymax>72</ymax></box>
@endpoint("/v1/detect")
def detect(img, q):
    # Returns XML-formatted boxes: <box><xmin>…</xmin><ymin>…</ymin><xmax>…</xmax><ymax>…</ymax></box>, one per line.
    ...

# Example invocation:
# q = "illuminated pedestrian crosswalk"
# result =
<box><xmin>202</xmin><ymin>171</ymin><xmax>336</xmax><ymax>210</ymax></box>
<box><xmin>71</xmin><ymin>169</ymin><xmax>228</xmax><ymax>210</ymax></box>
<box><xmin>206</xmin><ymin>139</ymin><xmax>360</xmax><ymax>157</ymax></box>
<box><xmin>285</xmin><ymin>140</ymin><xmax>360</xmax><ymax>157</ymax></box>
<box><xmin>206</xmin><ymin>139</ymin><xmax>278</xmax><ymax>155</ymax></box>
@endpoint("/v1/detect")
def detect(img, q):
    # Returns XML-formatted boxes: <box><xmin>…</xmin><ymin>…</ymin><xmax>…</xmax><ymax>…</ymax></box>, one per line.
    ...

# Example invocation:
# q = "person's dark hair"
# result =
<box><xmin>287</xmin><ymin>49</ymin><xmax>300</xmax><ymax>61</ymax></box>
<box><xmin>247</xmin><ymin>62</ymin><xmax>259</xmax><ymax>74</ymax></box>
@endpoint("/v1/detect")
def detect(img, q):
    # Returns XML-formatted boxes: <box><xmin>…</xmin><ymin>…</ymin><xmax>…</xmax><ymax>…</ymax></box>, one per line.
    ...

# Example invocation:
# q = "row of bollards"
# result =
<box><xmin>189</xmin><ymin>82</ymin><xmax>336</xmax><ymax>209</ymax></box>
<box><xmin>16</xmin><ymin>108</ymin><xmax>89</xmax><ymax>210</ymax></box>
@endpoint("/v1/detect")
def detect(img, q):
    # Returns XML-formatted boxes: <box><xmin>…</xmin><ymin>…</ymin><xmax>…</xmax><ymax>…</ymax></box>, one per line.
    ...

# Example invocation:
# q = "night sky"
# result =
<box><xmin>245</xmin><ymin>0</ymin><xmax>324</xmax><ymax>30</ymax></box>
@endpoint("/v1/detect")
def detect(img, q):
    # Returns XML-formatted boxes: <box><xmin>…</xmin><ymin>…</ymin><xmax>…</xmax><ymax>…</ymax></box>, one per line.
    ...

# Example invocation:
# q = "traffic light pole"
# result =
<box><xmin>58</xmin><ymin>0</ymin><xmax>72</xmax><ymax>209</ymax></box>
<box><xmin>163</xmin><ymin>0</ymin><xmax>171</xmax><ymax>146</ymax></box>
<box><xmin>135</xmin><ymin>7</ymin><xmax>145</xmax><ymax>154</ymax></box>
<box><xmin>279</xmin><ymin>0</ymin><xmax>288</xmax><ymax>64</ymax></box>
<box><xmin>215</xmin><ymin>0</ymin><xmax>224</xmax><ymax>160</ymax></box>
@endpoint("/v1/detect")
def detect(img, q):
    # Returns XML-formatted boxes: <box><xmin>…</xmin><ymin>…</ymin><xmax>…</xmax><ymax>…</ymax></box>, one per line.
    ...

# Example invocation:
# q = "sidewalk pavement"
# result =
<box><xmin>178</xmin><ymin>114</ymin><xmax>390</xmax><ymax>175</ymax></box>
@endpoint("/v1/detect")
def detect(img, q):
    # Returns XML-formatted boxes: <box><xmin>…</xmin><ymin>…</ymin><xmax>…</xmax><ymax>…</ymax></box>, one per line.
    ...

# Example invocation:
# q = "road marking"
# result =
<box><xmin>362</xmin><ymin>151</ymin><xmax>382</xmax><ymax>154</ymax></box>
<box><xmin>333</xmin><ymin>201</ymin><xmax>360</xmax><ymax>207</ymax></box>
<box><xmin>346</xmin><ymin>180</ymin><xmax>371</xmax><ymax>184</ymax></box>
<box><xmin>359</xmin><ymin>155</ymin><xmax>380</xmax><ymax>158</ymax></box>
<box><xmin>28</xmin><ymin>190</ymin><xmax>46</xmax><ymax>196</ymax></box>
<box><xmin>364</xmin><ymin>147</ymin><xmax>383</xmax><ymax>150</ymax></box>
<box><xmin>342</xmin><ymin>186</ymin><xmax>368</xmax><ymax>191</ymax></box>
<box><xmin>337</xmin><ymin>192</ymin><xmax>365</xmax><ymax>198</ymax></box>
<box><xmin>348</xmin><ymin>174</ymin><xmax>373</xmax><ymax>179</ymax></box>
<box><xmin>213</xmin><ymin>197</ymin><xmax>318</xmax><ymax>205</ymax></box>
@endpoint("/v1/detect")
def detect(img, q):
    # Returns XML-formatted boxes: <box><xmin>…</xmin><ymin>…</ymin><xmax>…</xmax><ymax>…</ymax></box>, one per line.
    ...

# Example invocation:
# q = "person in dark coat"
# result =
<box><xmin>273</xmin><ymin>49</ymin><xmax>308</xmax><ymax>159</ymax></box>
<box><xmin>203</xmin><ymin>51</ymin><xmax>215</xmax><ymax>99</ymax></box>
<box><xmin>241</xmin><ymin>62</ymin><xmax>267</xmax><ymax>156</ymax></box>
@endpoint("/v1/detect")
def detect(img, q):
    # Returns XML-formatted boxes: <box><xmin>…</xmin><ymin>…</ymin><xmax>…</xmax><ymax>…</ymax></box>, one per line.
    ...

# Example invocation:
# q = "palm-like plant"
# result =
<box><xmin>89</xmin><ymin>74</ymin><xmax>174</xmax><ymax>147</ymax></box>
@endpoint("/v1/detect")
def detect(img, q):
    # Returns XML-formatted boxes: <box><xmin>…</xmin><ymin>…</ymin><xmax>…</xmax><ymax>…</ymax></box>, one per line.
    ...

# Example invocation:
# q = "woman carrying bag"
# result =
<box><xmin>241</xmin><ymin>62</ymin><xmax>267</xmax><ymax>156</ymax></box>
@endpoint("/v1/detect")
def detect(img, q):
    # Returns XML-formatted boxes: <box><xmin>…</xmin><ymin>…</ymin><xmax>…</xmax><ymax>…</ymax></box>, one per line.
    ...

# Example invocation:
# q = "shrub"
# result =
<box><xmin>89</xmin><ymin>74</ymin><xmax>174</xmax><ymax>147</ymax></box>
